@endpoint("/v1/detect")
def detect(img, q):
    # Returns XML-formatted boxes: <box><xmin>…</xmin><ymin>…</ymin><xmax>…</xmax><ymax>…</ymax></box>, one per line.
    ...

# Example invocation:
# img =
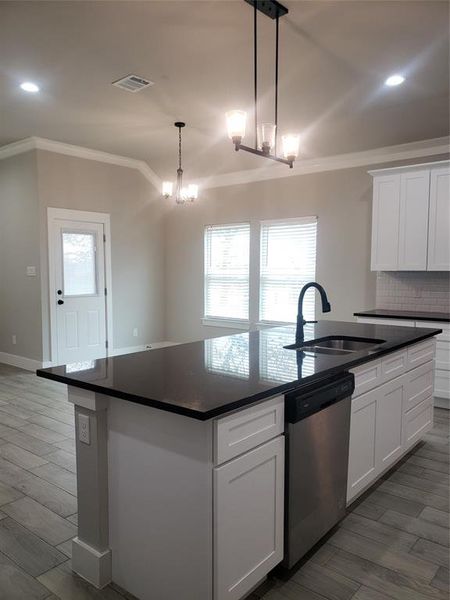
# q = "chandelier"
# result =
<box><xmin>162</xmin><ymin>122</ymin><xmax>198</xmax><ymax>204</ymax></box>
<box><xmin>226</xmin><ymin>0</ymin><xmax>299</xmax><ymax>168</ymax></box>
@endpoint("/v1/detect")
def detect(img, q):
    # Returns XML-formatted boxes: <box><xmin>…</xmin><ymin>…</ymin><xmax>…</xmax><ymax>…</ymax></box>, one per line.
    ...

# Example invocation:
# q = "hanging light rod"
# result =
<box><xmin>162</xmin><ymin>122</ymin><xmax>198</xmax><ymax>204</ymax></box>
<box><xmin>226</xmin><ymin>0</ymin><xmax>300</xmax><ymax>169</ymax></box>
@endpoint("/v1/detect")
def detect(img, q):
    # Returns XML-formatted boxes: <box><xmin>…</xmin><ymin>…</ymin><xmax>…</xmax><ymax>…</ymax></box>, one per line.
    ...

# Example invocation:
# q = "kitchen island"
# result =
<box><xmin>37</xmin><ymin>320</ymin><xmax>441</xmax><ymax>600</ymax></box>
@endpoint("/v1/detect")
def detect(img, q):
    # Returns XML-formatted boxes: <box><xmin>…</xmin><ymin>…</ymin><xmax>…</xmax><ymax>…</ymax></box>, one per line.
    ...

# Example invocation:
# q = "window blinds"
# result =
<box><xmin>260</xmin><ymin>217</ymin><xmax>317</xmax><ymax>323</ymax></box>
<box><xmin>204</xmin><ymin>223</ymin><xmax>250</xmax><ymax>320</ymax></box>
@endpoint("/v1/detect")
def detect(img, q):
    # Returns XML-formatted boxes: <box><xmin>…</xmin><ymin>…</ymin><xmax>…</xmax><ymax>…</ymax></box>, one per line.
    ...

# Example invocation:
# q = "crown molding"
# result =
<box><xmin>0</xmin><ymin>137</ymin><xmax>162</xmax><ymax>190</ymax></box>
<box><xmin>198</xmin><ymin>136</ymin><xmax>450</xmax><ymax>190</ymax></box>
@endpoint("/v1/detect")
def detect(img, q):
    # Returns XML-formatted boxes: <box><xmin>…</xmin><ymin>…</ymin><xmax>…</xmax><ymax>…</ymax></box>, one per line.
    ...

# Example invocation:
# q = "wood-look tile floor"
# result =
<box><xmin>0</xmin><ymin>363</ymin><xmax>448</xmax><ymax>600</ymax></box>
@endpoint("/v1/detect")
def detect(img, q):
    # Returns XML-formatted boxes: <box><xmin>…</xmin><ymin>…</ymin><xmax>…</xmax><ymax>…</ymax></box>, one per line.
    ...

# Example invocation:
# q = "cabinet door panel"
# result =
<box><xmin>428</xmin><ymin>167</ymin><xmax>450</xmax><ymax>271</ymax></box>
<box><xmin>347</xmin><ymin>391</ymin><xmax>378</xmax><ymax>502</ymax></box>
<box><xmin>376</xmin><ymin>378</ymin><xmax>404</xmax><ymax>471</ymax></box>
<box><xmin>404</xmin><ymin>361</ymin><xmax>434</xmax><ymax>412</ymax></box>
<box><xmin>371</xmin><ymin>175</ymin><xmax>401</xmax><ymax>271</ymax></box>
<box><xmin>403</xmin><ymin>397</ymin><xmax>433</xmax><ymax>450</ymax></box>
<box><xmin>398</xmin><ymin>170</ymin><xmax>430</xmax><ymax>270</ymax></box>
<box><xmin>214</xmin><ymin>436</ymin><xmax>284</xmax><ymax>600</ymax></box>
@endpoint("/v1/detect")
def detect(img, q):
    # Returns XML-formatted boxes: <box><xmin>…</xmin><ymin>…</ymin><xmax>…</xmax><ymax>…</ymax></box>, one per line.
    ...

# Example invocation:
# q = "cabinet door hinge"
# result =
<box><xmin>103</xmin><ymin>234</ymin><xmax>106</xmax><ymax>243</ymax></box>
<box><xmin>105</xmin><ymin>340</ymin><xmax>109</xmax><ymax>349</ymax></box>
<box><xmin>104</xmin><ymin>287</ymin><xmax>107</xmax><ymax>296</ymax></box>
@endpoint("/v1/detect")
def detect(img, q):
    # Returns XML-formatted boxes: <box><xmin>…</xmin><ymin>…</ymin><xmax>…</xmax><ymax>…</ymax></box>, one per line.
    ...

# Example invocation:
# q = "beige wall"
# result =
<box><xmin>0</xmin><ymin>150</ymin><xmax>167</xmax><ymax>363</ymax></box>
<box><xmin>164</xmin><ymin>167</ymin><xmax>378</xmax><ymax>343</ymax></box>
<box><xmin>36</xmin><ymin>150</ymin><xmax>167</xmax><ymax>362</ymax></box>
<box><xmin>0</xmin><ymin>152</ymin><xmax>43</xmax><ymax>360</ymax></box>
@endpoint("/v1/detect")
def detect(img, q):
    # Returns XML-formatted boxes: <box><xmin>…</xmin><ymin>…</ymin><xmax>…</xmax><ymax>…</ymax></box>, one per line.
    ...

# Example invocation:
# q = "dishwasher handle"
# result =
<box><xmin>285</xmin><ymin>372</ymin><xmax>355</xmax><ymax>423</ymax></box>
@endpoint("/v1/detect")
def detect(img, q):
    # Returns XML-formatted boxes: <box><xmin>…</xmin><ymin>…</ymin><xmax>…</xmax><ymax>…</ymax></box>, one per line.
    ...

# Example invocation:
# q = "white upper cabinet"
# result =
<box><xmin>428</xmin><ymin>166</ymin><xmax>450</xmax><ymax>271</ymax></box>
<box><xmin>371</xmin><ymin>174</ymin><xmax>401</xmax><ymax>270</ymax></box>
<box><xmin>370</xmin><ymin>161</ymin><xmax>449</xmax><ymax>272</ymax></box>
<box><xmin>398</xmin><ymin>170</ymin><xmax>430</xmax><ymax>270</ymax></box>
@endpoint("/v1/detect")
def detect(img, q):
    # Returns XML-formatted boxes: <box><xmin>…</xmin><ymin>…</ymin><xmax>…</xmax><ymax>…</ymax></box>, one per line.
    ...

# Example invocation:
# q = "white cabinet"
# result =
<box><xmin>375</xmin><ymin>377</ymin><xmax>404</xmax><ymax>471</ymax></box>
<box><xmin>371</xmin><ymin>174</ymin><xmax>401</xmax><ymax>270</ymax></box>
<box><xmin>347</xmin><ymin>389</ymin><xmax>378</xmax><ymax>500</ymax></box>
<box><xmin>428</xmin><ymin>166</ymin><xmax>450</xmax><ymax>271</ymax></box>
<box><xmin>213</xmin><ymin>436</ymin><xmax>284</xmax><ymax>600</ymax></box>
<box><xmin>348</xmin><ymin>340</ymin><xmax>436</xmax><ymax>503</ymax></box>
<box><xmin>369</xmin><ymin>161</ymin><xmax>449</xmax><ymax>272</ymax></box>
<box><xmin>398</xmin><ymin>170</ymin><xmax>430</xmax><ymax>270</ymax></box>
<box><xmin>347</xmin><ymin>375</ymin><xmax>404</xmax><ymax>502</ymax></box>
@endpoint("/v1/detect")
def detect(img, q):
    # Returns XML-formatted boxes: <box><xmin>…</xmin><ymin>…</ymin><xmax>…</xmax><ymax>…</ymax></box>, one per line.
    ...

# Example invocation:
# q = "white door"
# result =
<box><xmin>51</xmin><ymin>218</ymin><xmax>107</xmax><ymax>364</ymax></box>
<box><xmin>398</xmin><ymin>169</ymin><xmax>430</xmax><ymax>270</ymax></box>
<box><xmin>371</xmin><ymin>174</ymin><xmax>401</xmax><ymax>271</ymax></box>
<box><xmin>213</xmin><ymin>436</ymin><xmax>284</xmax><ymax>600</ymax></box>
<box><xmin>427</xmin><ymin>166</ymin><xmax>450</xmax><ymax>271</ymax></box>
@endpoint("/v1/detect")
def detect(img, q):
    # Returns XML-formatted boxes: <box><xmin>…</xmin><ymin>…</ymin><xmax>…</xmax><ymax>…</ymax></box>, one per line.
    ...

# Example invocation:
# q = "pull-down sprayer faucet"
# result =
<box><xmin>296</xmin><ymin>282</ymin><xmax>331</xmax><ymax>344</ymax></box>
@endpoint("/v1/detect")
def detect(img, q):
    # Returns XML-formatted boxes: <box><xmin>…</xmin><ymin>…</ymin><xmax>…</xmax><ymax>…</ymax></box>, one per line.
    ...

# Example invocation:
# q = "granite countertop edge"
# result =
<box><xmin>36</xmin><ymin>327</ymin><xmax>441</xmax><ymax>421</ymax></box>
<box><xmin>354</xmin><ymin>309</ymin><xmax>450</xmax><ymax>323</ymax></box>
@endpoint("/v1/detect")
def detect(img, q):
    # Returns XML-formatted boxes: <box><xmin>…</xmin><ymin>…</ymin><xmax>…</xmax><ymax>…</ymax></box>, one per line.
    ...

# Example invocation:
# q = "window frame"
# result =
<box><xmin>203</xmin><ymin>221</ymin><xmax>251</xmax><ymax>327</ymax></box>
<box><xmin>258</xmin><ymin>216</ymin><xmax>318</xmax><ymax>326</ymax></box>
<box><xmin>202</xmin><ymin>216</ymin><xmax>318</xmax><ymax>328</ymax></box>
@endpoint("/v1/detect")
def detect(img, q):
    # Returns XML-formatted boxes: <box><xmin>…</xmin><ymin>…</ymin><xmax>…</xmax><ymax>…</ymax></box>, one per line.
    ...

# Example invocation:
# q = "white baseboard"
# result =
<box><xmin>72</xmin><ymin>537</ymin><xmax>111</xmax><ymax>589</ymax></box>
<box><xmin>110</xmin><ymin>341</ymin><xmax>178</xmax><ymax>356</ymax></box>
<box><xmin>0</xmin><ymin>352</ymin><xmax>43</xmax><ymax>372</ymax></box>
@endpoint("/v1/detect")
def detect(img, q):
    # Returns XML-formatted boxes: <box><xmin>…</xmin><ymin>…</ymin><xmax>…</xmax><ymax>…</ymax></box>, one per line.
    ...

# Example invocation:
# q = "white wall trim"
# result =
<box><xmin>0</xmin><ymin>352</ymin><xmax>43</xmax><ymax>372</ymax></box>
<box><xmin>197</xmin><ymin>136</ymin><xmax>450</xmax><ymax>190</ymax></box>
<box><xmin>47</xmin><ymin>207</ymin><xmax>113</xmax><ymax>366</ymax></box>
<box><xmin>110</xmin><ymin>341</ymin><xmax>178</xmax><ymax>356</ymax></box>
<box><xmin>0</xmin><ymin>137</ymin><xmax>161</xmax><ymax>191</ymax></box>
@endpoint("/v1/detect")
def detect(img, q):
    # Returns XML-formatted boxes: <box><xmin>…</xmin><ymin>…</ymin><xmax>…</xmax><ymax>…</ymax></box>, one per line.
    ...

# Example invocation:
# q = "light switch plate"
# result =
<box><xmin>78</xmin><ymin>413</ymin><xmax>90</xmax><ymax>445</ymax></box>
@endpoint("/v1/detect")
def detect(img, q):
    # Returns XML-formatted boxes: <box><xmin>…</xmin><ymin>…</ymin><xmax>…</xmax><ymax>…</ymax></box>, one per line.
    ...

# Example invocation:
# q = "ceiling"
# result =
<box><xmin>0</xmin><ymin>0</ymin><xmax>448</xmax><ymax>181</ymax></box>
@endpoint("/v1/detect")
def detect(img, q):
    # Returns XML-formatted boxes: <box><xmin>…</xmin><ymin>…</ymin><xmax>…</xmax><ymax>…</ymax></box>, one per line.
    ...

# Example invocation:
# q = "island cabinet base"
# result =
<box><xmin>347</xmin><ymin>339</ymin><xmax>435</xmax><ymax>504</ymax></box>
<box><xmin>68</xmin><ymin>388</ymin><xmax>285</xmax><ymax>600</ymax></box>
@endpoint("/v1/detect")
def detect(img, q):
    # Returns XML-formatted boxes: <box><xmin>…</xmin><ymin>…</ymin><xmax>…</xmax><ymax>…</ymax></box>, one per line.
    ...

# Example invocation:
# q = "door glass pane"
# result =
<box><xmin>62</xmin><ymin>231</ymin><xmax>97</xmax><ymax>296</ymax></box>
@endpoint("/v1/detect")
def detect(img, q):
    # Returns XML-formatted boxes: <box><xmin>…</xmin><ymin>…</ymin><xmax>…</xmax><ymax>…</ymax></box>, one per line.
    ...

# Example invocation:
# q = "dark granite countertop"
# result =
<box><xmin>354</xmin><ymin>309</ymin><xmax>450</xmax><ymax>323</ymax></box>
<box><xmin>36</xmin><ymin>320</ymin><xmax>441</xmax><ymax>420</ymax></box>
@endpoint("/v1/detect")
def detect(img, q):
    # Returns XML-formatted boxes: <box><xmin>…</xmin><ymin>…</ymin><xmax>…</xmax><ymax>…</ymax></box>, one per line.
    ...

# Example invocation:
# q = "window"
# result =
<box><xmin>62</xmin><ymin>230</ymin><xmax>98</xmax><ymax>296</ymax></box>
<box><xmin>260</xmin><ymin>217</ymin><xmax>317</xmax><ymax>323</ymax></box>
<box><xmin>204</xmin><ymin>223</ymin><xmax>250</xmax><ymax>321</ymax></box>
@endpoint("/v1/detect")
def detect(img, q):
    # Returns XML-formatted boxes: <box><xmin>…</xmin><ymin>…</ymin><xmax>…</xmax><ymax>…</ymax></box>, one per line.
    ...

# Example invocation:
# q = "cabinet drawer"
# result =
<box><xmin>434</xmin><ymin>369</ymin><xmax>450</xmax><ymax>400</ymax></box>
<box><xmin>407</xmin><ymin>339</ymin><xmax>436</xmax><ymax>369</ymax></box>
<box><xmin>350</xmin><ymin>360</ymin><xmax>382</xmax><ymax>398</ymax></box>
<box><xmin>435</xmin><ymin>341</ymin><xmax>450</xmax><ymax>371</ymax></box>
<box><xmin>404</xmin><ymin>361</ymin><xmax>434</xmax><ymax>412</ymax></box>
<box><xmin>214</xmin><ymin>396</ymin><xmax>284</xmax><ymax>465</ymax></box>
<box><xmin>403</xmin><ymin>396</ymin><xmax>433</xmax><ymax>450</ymax></box>
<box><xmin>381</xmin><ymin>350</ymin><xmax>407</xmax><ymax>384</ymax></box>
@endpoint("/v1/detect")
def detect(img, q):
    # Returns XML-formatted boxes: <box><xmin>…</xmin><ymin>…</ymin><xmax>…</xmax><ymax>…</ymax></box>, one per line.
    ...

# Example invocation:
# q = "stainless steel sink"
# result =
<box><xmin>284</xmin><ymin>336</ymin><xmax>385</xmax><ymax>355</ymax></box>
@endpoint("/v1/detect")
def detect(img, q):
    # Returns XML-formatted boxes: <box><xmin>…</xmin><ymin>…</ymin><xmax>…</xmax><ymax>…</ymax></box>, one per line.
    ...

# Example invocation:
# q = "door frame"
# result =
<box><xmin>47</xmin><ymin>207</ymin><xmax>113</xmax><ymax>365</ymax></box>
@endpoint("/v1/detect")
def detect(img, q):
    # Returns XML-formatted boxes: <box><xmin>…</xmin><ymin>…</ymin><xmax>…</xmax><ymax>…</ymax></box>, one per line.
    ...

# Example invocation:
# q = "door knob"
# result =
<box><xmin>57</xmin><ymin>299</ymin><xmax>64</xmax><ymax>305</ymax></box>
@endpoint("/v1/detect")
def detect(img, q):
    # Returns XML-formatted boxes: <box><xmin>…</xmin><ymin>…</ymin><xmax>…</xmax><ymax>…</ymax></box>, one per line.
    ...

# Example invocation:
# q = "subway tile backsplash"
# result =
<box><xmin>376</xmin><ymin>271</ymin><xmax>450</xmax><ymax>313</ymax></box>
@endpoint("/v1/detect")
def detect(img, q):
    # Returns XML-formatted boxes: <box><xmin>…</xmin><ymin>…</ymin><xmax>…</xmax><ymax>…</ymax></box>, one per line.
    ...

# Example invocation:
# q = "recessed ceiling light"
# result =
<box><xmin>384</xmin><ymin>74</ymin><xmax>405</xmax><ymax>87</ymax></box>
<box><xmin>20</xmin><ymin>81</ymin><xmax>39</xmax><ymax>93</ymax></box>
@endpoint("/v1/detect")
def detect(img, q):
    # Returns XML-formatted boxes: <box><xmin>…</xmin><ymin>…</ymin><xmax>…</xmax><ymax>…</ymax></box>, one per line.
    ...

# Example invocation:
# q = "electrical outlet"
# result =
<box><xmin>26</xmin><ymin>266</ymin><xmax>37</xmax><ymax>277</ymax></box>
<box><xmin>133</xmin><ymin>328</ymin><xmax>138</xmax><ymax>337</ymax></box>
<box><xmin>78</xmin><ymin>413</ymin><xmax>90</xmax><ymax>445</ymax></box>
<box><xmin>11</xmin><ymin>335</ymin><xmax>16</xmax><ymax>345</ymax></box>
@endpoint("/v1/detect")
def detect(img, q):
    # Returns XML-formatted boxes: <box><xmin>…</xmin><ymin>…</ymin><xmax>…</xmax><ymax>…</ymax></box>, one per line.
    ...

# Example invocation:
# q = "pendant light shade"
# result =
<box><xmin>282</xmin><ymin>134</ymin><xmax>300</xmax><ymax>161</ymax></box>
<box><xmin>258</xmin><ymin>123</ymin><xmax>277</xmax><ymax>153</ymax></box>
<box><xmin>226</xmin><ymin>110</ymin><xmax>247</xmax><ymax>144</ymax></box>
<box><xmin>162</xmin><ymin>181</ymin><xmax>173</xmax><ymax>198</ymax></box>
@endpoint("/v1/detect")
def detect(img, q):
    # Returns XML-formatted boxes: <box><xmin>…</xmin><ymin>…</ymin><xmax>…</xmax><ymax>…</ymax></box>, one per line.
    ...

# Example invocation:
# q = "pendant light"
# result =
<box><xmin>162</xmin><ymin>122</ymin><xmax>198</xmax><ymax>204</ymax></box>
<box><xmin>226</xmin><ymin>0</ymin><xmax>300</xmax><ymax>168</ymax></box>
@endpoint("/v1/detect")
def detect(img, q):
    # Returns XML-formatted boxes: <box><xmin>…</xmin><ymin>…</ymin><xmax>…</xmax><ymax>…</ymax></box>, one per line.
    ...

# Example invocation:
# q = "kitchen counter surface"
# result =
<box><xmin>36</xmin><ymin>320</ymin><xmax>441</xmax><ymax>420</ymax></box>
<box><xmin>354</xmin><ymin>309</ymin><xmax>450</xmax><ymax>322</ymax></box>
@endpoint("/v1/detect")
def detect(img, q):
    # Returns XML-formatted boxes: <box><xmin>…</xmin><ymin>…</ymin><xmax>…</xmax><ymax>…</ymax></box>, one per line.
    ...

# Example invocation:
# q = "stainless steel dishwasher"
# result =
<box><xmin>283</xmin><ymin>371</ymin><xmax>355</xmax><ymax>569</ymax></box>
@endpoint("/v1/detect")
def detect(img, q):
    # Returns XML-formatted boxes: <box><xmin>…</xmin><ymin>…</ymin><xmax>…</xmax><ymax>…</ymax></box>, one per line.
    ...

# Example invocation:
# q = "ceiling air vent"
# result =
<box><xmin>112</xmin><ymin>74</ymin><xmax>154</xmax><ymax>93</ymax></box>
